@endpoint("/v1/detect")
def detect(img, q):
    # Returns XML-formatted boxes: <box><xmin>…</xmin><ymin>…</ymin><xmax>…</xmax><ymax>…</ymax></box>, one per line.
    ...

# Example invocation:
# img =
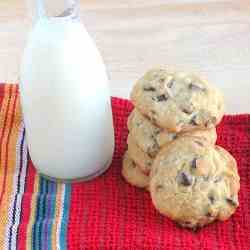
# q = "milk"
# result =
<box><xmin>20</xmin><ymin>17</ymin><xmax>114</xmax><ymax>180</ymax></box>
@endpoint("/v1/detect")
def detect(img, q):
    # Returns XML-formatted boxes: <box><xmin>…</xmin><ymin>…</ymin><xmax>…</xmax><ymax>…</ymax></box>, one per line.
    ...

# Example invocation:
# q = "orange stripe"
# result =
<box><xmin>0</xmin><ymin>85</ymin><xmax>13</xmax><ymax>203</ymax></box>
<box><xmin>0</xmin><ymin>85</ymin><xmax>11</xmax><ymax>248</ymax></box>
<box><xmin>0</xmin><ymin>85</ymin><xmax>12</xmax><ymax>201</ymax></box>
<box><xmin>0</xmin><ymin>86</ymin><xmax>19</xmax><ymax>204</ymax></box>
<box><xmin>0</xmin><ymin>85</ymin><xmax>20</xmax><ymax>247</ymax></box>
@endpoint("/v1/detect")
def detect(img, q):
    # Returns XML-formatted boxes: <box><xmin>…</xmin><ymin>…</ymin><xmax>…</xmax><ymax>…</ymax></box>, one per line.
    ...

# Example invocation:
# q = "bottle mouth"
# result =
<box><xmin>37</xmin><ymin>0</ymin><xmax>80</xmax><ymax>20</ymax></box>
<box><xmin>56</xmin><ymin>7</ymin><xmax>75</xmax><ymax>18</ymax></box>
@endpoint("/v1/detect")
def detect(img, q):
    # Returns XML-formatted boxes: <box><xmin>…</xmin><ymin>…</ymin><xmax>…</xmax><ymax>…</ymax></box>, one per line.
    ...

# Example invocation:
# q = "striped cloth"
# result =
<box><xmin>0</xmin><ymin>85</ymin><xmax>71</xmax><ymax>250</ymax></box>
<box><xmin>0</xmin><ymin>84</ymin><xmax>249</xmax><ymax>250</ymax></box>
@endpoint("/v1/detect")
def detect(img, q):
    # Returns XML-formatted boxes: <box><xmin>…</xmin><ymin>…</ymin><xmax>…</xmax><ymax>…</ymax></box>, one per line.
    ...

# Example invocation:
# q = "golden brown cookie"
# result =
<box><xmin>131</xmin><ymin>67</ymin><xmax>224</xmax><ymax>132</ymax></box>
<box><xmin>122</xmin><ymin>151</ymin><xmax>150</xmax><ymax>189</ymax></box>
<box><xmin>127</xmin><ymin>133</ymin><xmax>153</xmax><ymax>175</ymax></box>
<box><xmin>128</xmin><ymin>109</ymin><xmax>217</xmax><ymax>157</ymax></box>
<box><xmin>150</xmin><ymin>136</ymin><xmax>240</xmax><ymax>229</ymax></box>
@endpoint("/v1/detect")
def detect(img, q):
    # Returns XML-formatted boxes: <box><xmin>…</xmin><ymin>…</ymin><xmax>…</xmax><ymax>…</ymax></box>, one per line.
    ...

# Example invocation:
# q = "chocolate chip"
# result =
<box><xmin>206</xmin><ymin>212</ymin><xmax>212</xmax><ymax>217</ymax></box>
<box><xmin>178</xmin><ymin>172</ymin><xmax>193</xmax><ymax>186</ymax></box>
<box><xmin>155</xmin><ymin>184</ymin><xmax>163</xmax><ymax>191</ymax></box>
<box><xmin>189</xmin><ymin>83</ymin><xmax>206</xmax><ymax>92</ymax></box>
<box><xmin>205</xmin><ymin>121</ymin><xmax>210</xmax><ymax>128</ymax></box>
<box><xmin>190</xmin><ymin>115</ymin><xmax>199</xmax><ymax>126</ymax></box>
<box><xmin>135</xmin><ymin>121</ymin><xmax>140</xmax><ymax>127</ymax></box>
<box><xmin>182</xmin><ymin>107</ymin><xmax>193</xmax><ymax>115</ymax></box>
<box><xmin>150</xmin><ymin>134</ymin><xmax>155</xmax><ymax>139</ymax></box>
<box><xmin>226</xmin><ymin>198</ymin><xmax>238</xmax><ymax>207</ymax></box>
<box><xmin>167</xmin><ymin>79</ymin><xmax>174</xmax><ymax>88</ymax></box>
<box><xmin>154</xmin><ymin>128</ymin><xmax>161</xmax><ymax>135</ymax></box>
<box><xmin>131</xmin><ymin>161</ymin><xmax>136</xmax><ymax>168</ymax></box>
<box><xmin>214</xmin><ymin>176</ymin><xmax>222</xmax><ymax>183</ymax></box>
<box><xmin>156</xmin><ymin>94</ymin><xmax>168</xmax><ymax>102</ymax></box>
<box><xmin>143</xmin><ymin>86</ymin><xmax>156</xmax><ymax>91</ymax></box>
<box><xmin>172</xmin><ymin>134</ymin><xmax>178</xmax><ymax>140</ymax></box>
<box><xmin>191</xmin><ymin>158</ymin><xmax>197</xmax><ymax>169</ymax></box>
<box><xmin>194</xmin><ymin>140</ymin><xmax>204</xmax><ymax>146</ymax></box>
<box><xmin>208</xmin><ymin>195</ymin><xmax>215</xmax><ymax>204</ymax></box>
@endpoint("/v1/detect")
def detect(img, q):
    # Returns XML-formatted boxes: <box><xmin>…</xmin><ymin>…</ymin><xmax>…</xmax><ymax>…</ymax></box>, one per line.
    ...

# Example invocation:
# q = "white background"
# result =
<box><xmin>0</xmin><ymin>0</ymin><xmax>249</xmax><ymax>113</ymax></box>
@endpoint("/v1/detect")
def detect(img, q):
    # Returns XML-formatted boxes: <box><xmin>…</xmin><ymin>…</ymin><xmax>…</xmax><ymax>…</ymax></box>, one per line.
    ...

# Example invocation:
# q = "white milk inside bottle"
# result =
<box><xmin>20</xmin><ymin>1</ymin><xmax>114</xmax><ymax>180</ymax></box>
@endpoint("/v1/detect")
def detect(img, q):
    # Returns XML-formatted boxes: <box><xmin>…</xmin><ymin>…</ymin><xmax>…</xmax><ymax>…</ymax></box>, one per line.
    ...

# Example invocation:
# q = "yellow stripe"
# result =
<box><xmin>0</xmin><ymin>85</ymin><xmax>20</xmax><ymax>247</ymax></box>
<box><xmin>26</xmin><ymin>173</ymin><xmax>40</xmax><ymax>250</ymax></box>
<box><xmin>51</xmin><ymin>183</ymin><xmax>63</xmax><ymax>250</ymax></box>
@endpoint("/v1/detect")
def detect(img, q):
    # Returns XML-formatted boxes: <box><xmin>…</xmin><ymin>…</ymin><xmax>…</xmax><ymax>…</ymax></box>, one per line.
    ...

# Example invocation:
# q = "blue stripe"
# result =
<box><xmin>33</xmin><ymin>176</ymin><xmax>48</xmax><ymax>250</ymax></box>
<box><xmin>60</xmin><ymin>184</ymin><xmax>71</xmax><ymax>249</ymax></box>
<box><xmin>39</xmin><ymin>176</ymin><xmax>46</xmax><ymax>250</ymax></box>
<box><xmin>33</xmin><ymin>174</ymin><xmax>58</xmax><ymax>250</ymax></box>
<box><xmin>47</xmin><ymin>182</ymin><xmax>57</xmax><ymax>250</ymax></box>
<box><xmin>40</xmin><ymin>177</ymin><xmax>49</xmax><ymax>250</ymax></box>
<box><xmin>32</xmin><ymin>177</ymin><xmax>71</xmax><ymax>250</ymax></box>
<box><xmin>32</xmin><ymin>176</ymin><xmax>42</xmax><ymax>250</ymax></box>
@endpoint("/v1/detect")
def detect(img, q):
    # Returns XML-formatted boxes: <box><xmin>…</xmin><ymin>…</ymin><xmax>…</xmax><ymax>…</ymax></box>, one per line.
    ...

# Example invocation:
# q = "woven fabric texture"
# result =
<box><xmin>0</xmin><ymin>84</ymin><xmax>249</xmax><ymax>250</ymax></box>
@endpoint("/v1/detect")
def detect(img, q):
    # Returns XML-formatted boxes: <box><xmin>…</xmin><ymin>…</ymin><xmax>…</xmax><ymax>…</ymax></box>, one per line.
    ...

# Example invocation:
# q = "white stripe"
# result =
<box><xmin>56</xmin><ymin>184</ymin><xmax>66</xmax><ymax>250</ymax></box>
<box><xmin>4</xmin><ymin>124</ymin><xmax>28</xmax><ymax>250</ymax></box>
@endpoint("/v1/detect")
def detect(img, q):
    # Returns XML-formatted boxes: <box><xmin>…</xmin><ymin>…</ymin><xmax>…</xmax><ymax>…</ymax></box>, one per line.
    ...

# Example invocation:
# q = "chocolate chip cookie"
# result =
<box><xmin>131</xmin><ymin>68</ymin><xmax>224</xmax><ymax>132</ymax></box>
<box><xmin>150</xmin><ymin>136</ymin><xmax>240</xmax><ymax>229</ymax></box>
<box><xmin>128</xmin><ymin>109</ymin><xmax>217</xmax><ymax>157</ymax></box>
<box><xmin>127</xmin><ymin>133</ymin><xmax>153</xmax><ymax>174</ymax></box>
<box><xmin>122</xmin><ymin>151</ymin><xmax>150</xmax><ymax>189</ymax></box>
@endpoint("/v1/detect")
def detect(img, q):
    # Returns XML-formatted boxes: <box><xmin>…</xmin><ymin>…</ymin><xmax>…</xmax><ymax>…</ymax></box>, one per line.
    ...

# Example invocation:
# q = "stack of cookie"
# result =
<box><xmin>122</xmin><ymin>68</ymin><xmax>240</xmax><ymax>229</ymax></box>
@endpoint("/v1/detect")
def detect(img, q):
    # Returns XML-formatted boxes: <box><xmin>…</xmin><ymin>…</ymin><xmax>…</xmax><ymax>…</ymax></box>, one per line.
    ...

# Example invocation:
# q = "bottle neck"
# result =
<box><xmin>36</xmin><ymin>0</ymin><xmax>80</xmax><ymax>20</ymax></box>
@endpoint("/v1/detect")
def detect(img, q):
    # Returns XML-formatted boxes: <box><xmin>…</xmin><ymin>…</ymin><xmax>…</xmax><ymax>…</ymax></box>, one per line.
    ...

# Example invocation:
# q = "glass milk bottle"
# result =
<box><xmin>20</xmin><ymin>0</ymin><xmax>114</xmax><ymax>181</ymax></box>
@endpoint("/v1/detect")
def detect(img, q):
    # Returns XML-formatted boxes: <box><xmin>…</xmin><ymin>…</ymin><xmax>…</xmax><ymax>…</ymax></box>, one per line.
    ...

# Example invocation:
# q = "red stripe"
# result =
<box><xmin>0</xmin><ymin>85</ymin><xmax>6</xmax><ymax>122</ymax></box>
<box><xmin>0</xmin><ymin>85</ymin><xmax>8</xmax><ymax>168</ymax></box>
<box><xmin>0</xmin><ymin>87</ymin><xmax>18</xmax><ymax>206</ymax></box>
<box><xmin>67</xmin><ymin>184</ymin><xmax>84</xmax><ymax>250</ymax></box>
<box><xmin>17</xmin><ymin>160</ymin><xmax>36</xmax><ymax>250</ymax></box>
<box><xmin>0</xmin><ymin>84</ymin><xmax>10</xmax><ymax>111</ymax></box>
<box><xmin>0</xmin><ymin>84</ymin><xmax>6</xmax><ymax>106</ymax></box>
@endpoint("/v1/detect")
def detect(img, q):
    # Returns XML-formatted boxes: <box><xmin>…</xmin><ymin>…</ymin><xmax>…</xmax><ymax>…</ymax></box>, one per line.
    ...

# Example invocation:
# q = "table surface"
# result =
<box><xmin>0</xmin><ymin>0</ymin><xmax>249</xmax><ymax>114</ymax></box>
